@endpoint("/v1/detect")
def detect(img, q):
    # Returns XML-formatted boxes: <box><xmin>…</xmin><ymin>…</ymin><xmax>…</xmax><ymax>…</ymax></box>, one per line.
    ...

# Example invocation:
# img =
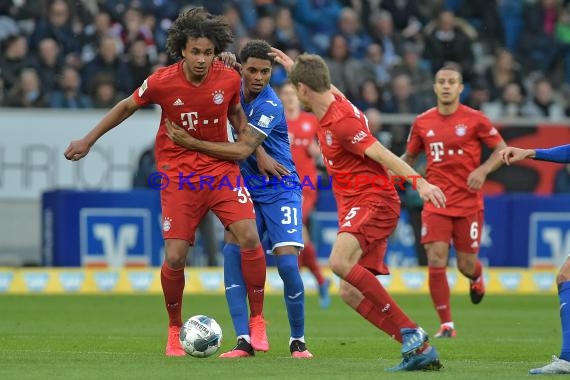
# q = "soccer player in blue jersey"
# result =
<box><xmin>501</xmin><ymin>144</ymin><xmax>570</xmax><ymax>375</ymax></box>
<box><xmin>165</xmin><ymin>40</ymin><xmax>312</xmax><ymax>358</ymax></box>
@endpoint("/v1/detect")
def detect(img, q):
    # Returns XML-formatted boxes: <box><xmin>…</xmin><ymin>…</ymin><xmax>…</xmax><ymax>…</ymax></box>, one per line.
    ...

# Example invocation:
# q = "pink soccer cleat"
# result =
<box><xmin>165</xmin><ymin>325</ymin><xmax>186</xmax><ymax>356</ymax></box>
<box><xmin>249</xmin><ymin>315</ymin><xmax>270</xmax><ymax>352</ymax></box>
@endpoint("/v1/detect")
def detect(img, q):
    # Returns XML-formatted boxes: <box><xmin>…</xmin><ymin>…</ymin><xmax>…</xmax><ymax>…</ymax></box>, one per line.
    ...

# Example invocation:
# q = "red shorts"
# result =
<box><xmin>301</xmin><ymin>186</ymin><xmax>317</xmax><ymax>224</ymax></box>
<box><xmin>421</xmin><ymin>210</ymin><xmax>483</xmax><ymax>254</ymax></box>
<box><xmin>338</xmin><ymin>200</ymin><xmax>399</xmax><ymax>275</ymax></box>
<box><xmin>160</xmin><ymin>172</ymin><xmax>255</xmax><ymax>244</ymax></box>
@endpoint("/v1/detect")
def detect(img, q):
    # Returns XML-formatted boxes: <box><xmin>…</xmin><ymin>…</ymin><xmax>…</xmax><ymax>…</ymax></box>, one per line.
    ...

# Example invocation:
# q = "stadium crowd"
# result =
<box><xmin>2</xmin><ymin>0</ymin><xmax>570</xmax><ymax>122</ymax></box>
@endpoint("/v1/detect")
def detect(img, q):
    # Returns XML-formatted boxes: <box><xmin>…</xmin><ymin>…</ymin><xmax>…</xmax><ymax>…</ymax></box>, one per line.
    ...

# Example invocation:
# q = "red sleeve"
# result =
<box><xmin>132</xmin><ymin>75</ymin><xmax>155</xmax><ymax>106</ymax></box>
<box><xmin>335</xmin><ymin>117</ymin><xmax>377</xmax><ymax>158</ymax></box>
<box><xmin>406</xmin><ymin>119</ymin><xmax>424</xmax><ymax>155</ymax></box>
<box><xmin>476</xmin><ymin>112</ymin><xmax>504</xmax><ymax>149</ymax></box>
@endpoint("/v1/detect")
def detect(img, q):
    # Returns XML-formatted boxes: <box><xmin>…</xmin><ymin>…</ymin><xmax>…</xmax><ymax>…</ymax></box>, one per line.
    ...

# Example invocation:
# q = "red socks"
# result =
<box><xmin>428</xmin><ymin>267</ymin><xmax>451</xmax><ymax>323</ymax></box>
<box><xmin>345</xmin><ymin>264</ymin><xmax>416</xmax><ymax>329</ymax></box>
<box><xmin>356</xmin><ymin>298</ymin><xmax>403</xmax><ymax>342</ymax></box>
<box><xmin>299</xmin><ymin>241</ymin><xmax>326</xmax><ymax>285</ymax></box>
<box><xmin>240</xmin><ymin>245</ymin><xmax>266</xmax><ymax>317</ymax></box>
<box><xmin>471</xmin><ymin>260</ymin><xmax>483</xmax><ymax>280</ymax></box>
<box><xmin>160</xmin><ymin>262</ymin><xmax>185</xmax><ymax>327</ymax></box>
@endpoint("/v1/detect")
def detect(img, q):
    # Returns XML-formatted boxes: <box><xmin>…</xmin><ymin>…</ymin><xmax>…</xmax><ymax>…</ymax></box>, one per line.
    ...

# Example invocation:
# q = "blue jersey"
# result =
<box><xmin>239</xmin><ymin>84</ymin><xmax>300</xmax><ymax>200</ymax></box>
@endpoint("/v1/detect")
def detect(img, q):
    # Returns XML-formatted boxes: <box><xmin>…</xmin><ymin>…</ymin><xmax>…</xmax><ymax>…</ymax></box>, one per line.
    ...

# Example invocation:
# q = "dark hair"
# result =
<box><xmin>289</xmin><ymin>53</ymin><xmax>331</xmax><ymax>92</ymax></box>
<box><xmin>238</xmin><ymin>39</ymin><xmax>273</xmax><ymax>65</ymax></box>
<box><xmin>166</xmin><ymin>7</ymin><xmax>233</xmax><ymax>59</ymax></box>
<box><xmin>435</xmin><ymin>64</ymin><xmax>463</xmax><ymax>83</ymax></box>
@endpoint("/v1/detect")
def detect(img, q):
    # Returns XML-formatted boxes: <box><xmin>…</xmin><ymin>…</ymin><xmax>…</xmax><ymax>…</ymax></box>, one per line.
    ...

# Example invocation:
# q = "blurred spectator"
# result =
<box><xmin>464</xmin><ymin>77</ymin><xmax>490</xmax><ymax>110</ymax></box>
<box><xmin>29</xmin><ymin>0</ymin><xmax>79</xmax><ymax>57</ymax></box>
<box><xmin>5</xmin><ymin>68</ymin><xmax>48</xmax><ymax>107</ymax></box>
<box><xmin>31</xmin><ymin>37</ymin><xmax>64</xmax><ymax>95</ymax></box>
<box><xmin>456</xmin><ymin>0</ymin><xmax>503</xmax><ymax>53</ymax></box>
<box><xmin>0</xmin><ymin>75</ymin><xmax>5</xmax><ymax>106</ymax></box>
<box><xmin>380</xmin><ymin>0</ymin><xmax>424</xmax><ymax>39</ymax></box>
<box><xmin>368</xmin><ymin>10</ymin><xmax>403</xmax><ymax>66</ymax></box>
<box><xmin>353</xmin><ymin>79</ymin><xmax>383</xmax><ymax>111</ymax></box>
<box><xmin>82</xmin><ymin>35</ymin><xmax>133</xmax><ymax>94</ymax></box>
<box><xmin>554</xmin><ymin>164</ymin><xmax>570</xmax><ymax>193</ymax></box>
<box><xmin>223</xmin><ymin>4</ymin><xmax>249</xmax><ymax>53</ymax></box>
<box><xmin>251</xmin><ymin>16</ymin><xmax>277</xmax><ymax>46</ymax></box>
<box><xmin>323</xmin><ymin>34</ymin><xmax>362</xmax><ymax>99</ymax></box>
<box><xmin>90</xmin><ymin>74</ymin><xmax>123</xmax><ymax>109</ymax></box>
<box><xmin>49</xmin><ymin>66</ymin><xmax>92</xmax><ymax>108</ymax></box>
<box><xmin>360</xmin><ymin>43</ymin><xmax>392</xmax><ymax>87</ymax></box>
<box><xmin>293</xmin><ymin>0</ymin><xmax>342</xmax><ymax>54</ymax></box>
<box><xmin>337</xmin><ymin>7</ymin><xmax>372</xmax><ymax>59</ymax></box>
<box><xmin>483</xmin><ymin>48</ymin><xmax>525</xmax><ymax>101</ymax></box>
<box><xmin>79</xmin><ymin>10</ymin><xmax>112</xmax><ymax>63</ymax></box>
<box><xmin>0</xmin><ymin>34</ymin><xmax>31</xmax><ymax>93</ymax></box>
<box><xmin>390</xmin><ymin>42</ymin><xmax>433</xmax><ymax>101</ymax></box>
<box><xmin>382</xmin><ymin>73</ymin><xmax>428</xmax><ymax>114</ymax></box>
<box><xmin>274</xmin><ymin>6</ymin><xmax>306</xmax><ymax>51</ymax></box>
<box><xmin>127</xmin><ymin>39</ymin><xmax>152</xmax><ymax>89</ymax></box>
<box><xmin>364</xmin><ymin>107</ymin><xmax>393</xmax><ymax>149</ymax></box>
<box><xmin>423</xmin><ymin>10</ymin><xmax>476</xmax><ymax>82</ymax></box>
<box><xmin>497</xmin><ymin>0</ymin><xmax>524</xmax><ymax>52</ymax></box>
<box><xmin>556</xmin><ymin>4</ymin><xmax>570</xmax><ymax>84</ymax></box>
<box><xmin>482</xmin><ymin>82</ymin><xmax>525</xmax><ymax>119</ymax></box>
<box><xmin>110</xmin><ymin>7</ymin><xmax>156</xmax><ymax>61</ymax></box>
<box><xmin>522</xmin><ymin>78</ymin><xmax>565</xmax><ymax>120</ymax></box>
<box><xmin>518</xmin><ymin>0</ymin><xmax>561</xmax><ymax>75</ymax></box>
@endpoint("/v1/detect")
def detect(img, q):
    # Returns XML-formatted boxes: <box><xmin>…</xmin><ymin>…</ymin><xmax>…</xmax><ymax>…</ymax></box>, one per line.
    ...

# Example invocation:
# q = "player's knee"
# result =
<box><xmin>234</xmin><ymin>227</ymin><xmax>260</xmax><ymax>249</ymax></box>
<box><xmin>164</xmin><ymin>241</ymin><xmax>188</xmax><ymax>269</ymax></box>
<box><xmin>329</xmin><ymin>255</ymin><xmax>349</xmax><ymax>277</ymax></box>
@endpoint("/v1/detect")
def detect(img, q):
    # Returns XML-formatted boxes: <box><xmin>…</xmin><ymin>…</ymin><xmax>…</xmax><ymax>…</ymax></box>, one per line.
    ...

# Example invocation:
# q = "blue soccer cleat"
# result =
<box><xmin>318</xmin><ymin>278</ymin><xmax>331</xmax><ymax>308</ymax></box>
<box><xmin>401</xmin><ymin>327</ymin><xmax>429</xmax><ymax>357</ymax></box>
<box><xmin>386</xmin><ymin>345</ymin><xmax>443</xmax><ymax>372</ymax></box>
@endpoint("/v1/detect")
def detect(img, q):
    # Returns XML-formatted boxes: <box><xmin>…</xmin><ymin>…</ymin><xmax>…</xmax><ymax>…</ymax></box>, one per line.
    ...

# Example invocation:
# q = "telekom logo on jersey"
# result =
<box><xmin>179</xmin><ymin>112</ymin><xmax>220</xmax><ymax>131</ymax></box>
<box><xmin>429</xmin><ymin>142</ymin><xmax>466</xmax><ymax>162</ymax></box>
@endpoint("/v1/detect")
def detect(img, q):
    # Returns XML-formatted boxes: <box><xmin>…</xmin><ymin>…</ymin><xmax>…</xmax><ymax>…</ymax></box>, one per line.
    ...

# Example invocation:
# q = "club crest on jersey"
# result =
<box><xmin>302</xmin><ymin>122</ymin><xmax>311</xmax><ymax>131</ymax></box>
<box><xmin>163</xmin><ymin>217</ymin><xmax>172</xmax><ymax>232</ymax></box>
<box><xmin>325</xmin><ymin>130</ymin><xmax>333</xmax><ymax>146</ymax></box>
<box><xmin>455</xmin><ymin>124</ymin><xmax>467</xmax><ymax>136</ymax></box>
<box><xmin>212</xmin><ymin>90</ymin><xmax>224</xmax><ymax>105</ymax></box>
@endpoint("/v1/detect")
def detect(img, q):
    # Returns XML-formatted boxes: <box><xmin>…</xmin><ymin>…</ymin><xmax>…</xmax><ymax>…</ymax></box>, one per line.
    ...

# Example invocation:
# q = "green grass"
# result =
<box><xmin>0</xmin><ymin>294</ymin><xmax>561</xmax><ymax>379</ymax></box>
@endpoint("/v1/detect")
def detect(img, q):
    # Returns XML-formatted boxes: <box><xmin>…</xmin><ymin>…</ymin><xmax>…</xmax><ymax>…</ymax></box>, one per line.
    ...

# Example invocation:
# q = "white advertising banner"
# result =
<box><xmin>0</xmin><ymin>108</ymin><xmax>160</xmax><ymax>199</ymax></box>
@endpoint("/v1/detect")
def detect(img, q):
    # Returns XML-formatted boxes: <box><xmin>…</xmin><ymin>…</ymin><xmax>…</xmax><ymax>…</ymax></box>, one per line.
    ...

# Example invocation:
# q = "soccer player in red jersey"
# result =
<box><xmin>64</xmin><ymin>8</ymin><xmax>267</xmax><ymax>356</ymax></box>
<box><xmin>402</xmin><ymin>65</ymin><xmax>506</xmax><ymax>338</ymax></box>
<box><xmin>279</xmin><ymin>82</ymin><xmax>331</xmax><ymax>308</ymax></box>
<box><xmin>271</xmin><ymin>48</ymin><xmax>445</xmax><ymax>371</ymax></box>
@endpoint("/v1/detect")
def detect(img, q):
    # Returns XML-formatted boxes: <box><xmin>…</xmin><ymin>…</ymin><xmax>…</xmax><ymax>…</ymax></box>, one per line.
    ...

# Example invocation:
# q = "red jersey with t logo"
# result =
<box><xmin>406</xmin><ymin>104</ymin><xmax>503</xmax><ymax>216</ymax></box>
<box><xmin>288</xmin><ymin>112</ymin><xmax>319</xmax><ymax>182</ymax></box>
<box><xmin>317</xmin><ymin>94</ymin><xmax>400</xmax><ymax>216</ymax></box>
<box><xmin>132</xmin><ymin>60</ymin><xmax>241</xmax><ymax>181</ymax></box>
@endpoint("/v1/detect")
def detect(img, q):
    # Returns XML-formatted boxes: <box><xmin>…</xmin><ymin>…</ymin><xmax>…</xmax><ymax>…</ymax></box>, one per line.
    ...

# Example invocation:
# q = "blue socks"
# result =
<box><xmin>277</xmin><ymin>254</ymin><xmax>305</xmax><ymax>339</ymax></box>
<box><xmin>559</xmin><ymin>282</ymin><xmax>570</xmax><ymax>361</ymax></box>
<box><xmin>223</xmin><ymin>243</ymin><xmax>249</xmax><ymax>337</ymax></box>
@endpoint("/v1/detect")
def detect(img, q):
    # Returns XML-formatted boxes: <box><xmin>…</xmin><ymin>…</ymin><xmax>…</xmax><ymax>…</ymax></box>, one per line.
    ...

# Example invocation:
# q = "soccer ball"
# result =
<box><xmin>179</xmin><ymin>315</ymin><xmax>223</xmax><ymax>357</ymax></box>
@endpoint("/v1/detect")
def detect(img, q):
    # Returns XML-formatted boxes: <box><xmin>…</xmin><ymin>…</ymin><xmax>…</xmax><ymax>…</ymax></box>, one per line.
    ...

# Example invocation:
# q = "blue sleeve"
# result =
<box><xmin>534</xmin><ymin>144</ymin><xmax>570</xmax><ymax>163</ymax></box>
<box><xmin>247</xmin><ymin>101</ymin><xmax>283</xmax><ymax>137</ymax></box>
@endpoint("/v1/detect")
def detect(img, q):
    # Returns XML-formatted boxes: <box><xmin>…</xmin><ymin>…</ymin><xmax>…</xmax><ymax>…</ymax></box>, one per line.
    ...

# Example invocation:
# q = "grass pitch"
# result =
<box><xmin>0</xmin><ymin>294</ymin><xmax>559</xmax><ymax>379</ymax></box>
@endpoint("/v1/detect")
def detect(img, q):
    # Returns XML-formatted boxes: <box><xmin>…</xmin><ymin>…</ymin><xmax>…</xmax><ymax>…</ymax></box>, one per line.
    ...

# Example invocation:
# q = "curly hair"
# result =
<box><xmin>166</xmin><ymin>7</ymin><xmax>233</xmax><ymax>60</ymax></box>
<box><xmin>238</xmin><ymin>39</ymin><xmax>273</xmax><ymax>64</ymax></box>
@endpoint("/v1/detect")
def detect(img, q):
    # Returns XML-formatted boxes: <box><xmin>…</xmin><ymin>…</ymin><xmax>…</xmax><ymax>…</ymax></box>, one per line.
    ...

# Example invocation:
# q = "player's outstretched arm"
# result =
<box><xmin>64</xmin><ymin>96</ymin><xmax>141</xmax><ymax>161</ymax></box>
<box><xmin>364</xmin><ymin>141</ymin><xmax>446</xmax><ymax>208</ymax></box>
<box><xmin>501</xmin><ymin>144</ymin><xmax>570</xmax><ymax>164</ymax></box>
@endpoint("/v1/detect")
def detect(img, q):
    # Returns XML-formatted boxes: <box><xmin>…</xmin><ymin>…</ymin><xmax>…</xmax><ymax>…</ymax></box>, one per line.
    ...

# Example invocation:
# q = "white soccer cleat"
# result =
<box><xmin>530</xmin><ymin>356</ymin><xmax>570</xmax><ymax>374</ymax></box>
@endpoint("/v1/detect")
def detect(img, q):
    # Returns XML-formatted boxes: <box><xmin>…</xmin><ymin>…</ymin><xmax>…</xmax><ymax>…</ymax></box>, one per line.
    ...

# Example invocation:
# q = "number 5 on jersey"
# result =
<box><xmin>341</xmin><ymin>207</ymin><xmax>360</xmax><ymax>227</ymax></box>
